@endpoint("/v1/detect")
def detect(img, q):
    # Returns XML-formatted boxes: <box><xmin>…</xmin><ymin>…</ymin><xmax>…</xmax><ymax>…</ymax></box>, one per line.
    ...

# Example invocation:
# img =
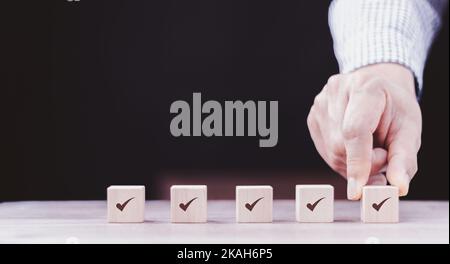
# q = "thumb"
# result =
<box><xmin>386</xmin><ymin>122</ymin><xmax>420</xmax><ymax>196</ymax></box>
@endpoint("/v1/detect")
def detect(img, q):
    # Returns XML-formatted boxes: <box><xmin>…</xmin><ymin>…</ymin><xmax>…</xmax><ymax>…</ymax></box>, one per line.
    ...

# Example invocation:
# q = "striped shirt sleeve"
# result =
<box><xmin>328</xmin><ymin>0</ymin><xmax>447</xmax><ymax>92</ymax></box>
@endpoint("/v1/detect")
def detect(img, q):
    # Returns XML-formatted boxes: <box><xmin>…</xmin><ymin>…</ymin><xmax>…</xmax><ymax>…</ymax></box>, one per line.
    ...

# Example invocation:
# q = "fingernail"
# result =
<box><xmin>399</xmin><ymin>173</ymin><xmax>410</xmax><ymax>196</ymax></box>
<box><xmin>347</xmin><ymin>178</ymin><xmax>359</xmax><ymax>200</ymax></box>
<box><xmin>369</xmin><ymin>179</ymin><xmax>386</xmax><ymax>186</ymax></box>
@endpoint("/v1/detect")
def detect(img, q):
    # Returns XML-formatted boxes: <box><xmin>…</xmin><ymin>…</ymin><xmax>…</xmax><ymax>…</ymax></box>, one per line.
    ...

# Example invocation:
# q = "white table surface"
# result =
<box><xmin>0</xmin><ymin>200</ymin><xmax>448</xmax><ymax>244</ymax></box>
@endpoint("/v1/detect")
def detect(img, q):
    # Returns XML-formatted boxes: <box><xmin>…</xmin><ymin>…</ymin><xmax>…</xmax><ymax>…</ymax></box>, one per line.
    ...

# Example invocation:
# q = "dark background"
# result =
<box><xmin>3</xmin><ymin>1</ymin><xmax>448</xmax><ymax>201</ymax></box>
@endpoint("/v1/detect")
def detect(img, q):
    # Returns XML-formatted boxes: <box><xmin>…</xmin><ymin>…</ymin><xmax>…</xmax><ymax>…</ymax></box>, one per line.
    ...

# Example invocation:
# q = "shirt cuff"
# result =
<box><xmin>329</xmin><ymin>0</ymin><xmax>443</xmax><ymax>92</ymax></box>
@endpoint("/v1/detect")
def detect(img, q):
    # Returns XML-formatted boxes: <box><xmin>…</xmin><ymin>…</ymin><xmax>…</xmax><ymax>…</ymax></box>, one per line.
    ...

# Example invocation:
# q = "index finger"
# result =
<box><xmin>342</xmin><ymin>83</ymin><xmax>386</xmax><ymax>200</ymax></box>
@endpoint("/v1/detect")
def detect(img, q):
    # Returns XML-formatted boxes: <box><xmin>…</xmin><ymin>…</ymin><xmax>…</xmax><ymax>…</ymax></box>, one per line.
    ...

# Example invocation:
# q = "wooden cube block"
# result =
<box><xmin>361</xmin><ymin>186</ymin><xmax>399</xmax><ymax>223</ymax></box>
<box><xmin>296</xmin><ymin>185</ymin><xmax>334</xmax><ymax>223</ymax></box>
<box><xmin>170</xmin><ymin>185</ymin><xmax>207</xmax><ymax>223</ymax></box>
<box><xmin>236</xmin><ymin>186</ymin><xmax>273</xmax><ymax>223</ymax></box>
<box><xmin>107</xmin><ymin>185</ymin><xmax>145</xmax><ymax>223</ymax></box>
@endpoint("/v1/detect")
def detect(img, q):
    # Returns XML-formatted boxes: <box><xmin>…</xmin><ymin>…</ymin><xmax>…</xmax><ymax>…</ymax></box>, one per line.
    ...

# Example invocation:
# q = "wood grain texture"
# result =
<box><xmin>296</xmin><ymin>185</ymin><xmax>334</xmax><ymax>222</ymax></box>
<box><xmin>236</xmin><ymin>186</ymin><xmax>273</xmax><ymax>223</ymax></box>
<box><xmin>170</xmin><ymin>185</ymin><xmax>207</xmax><ymax>223</ymax></box>
<box><xmin>107</xmin><ymin>186</ymin><xmax>145</xmax><ymax>223</ymax></box>
<box><xmin>361</xmin><ymin>186</ymin><xmax>399</xmax><ymax>223</ymax></box>
<box><xmin>0</xmin><ymin>200</ymin><xmax>447</xmax><ymax>243</ymax></box>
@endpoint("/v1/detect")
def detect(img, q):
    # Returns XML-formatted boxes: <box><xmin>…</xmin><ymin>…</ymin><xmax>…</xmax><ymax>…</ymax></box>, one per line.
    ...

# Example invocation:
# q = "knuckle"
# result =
<box><xmin>350</xmin><ymin>72</ymin><xmax>371</xmax><ymax>87</ymax></box>
<box><xmin>342</xmin><ymin>124</ymin><xmax>368</xmax><ymax>141</ymax></box>
<box><xmin>313</xmin><ymin>93</ymin><xmax>324</xmax><ymax>106</ymax></box>
<box><xmin>416</xmin><ymin>138</ymin><xmax>422</xmax><ymax>152</ymax></box>
<box><xmin>366</xmin><ymin>78</ymin><xmax>388</xmax><ymax>93</ymax></box>
<box><xmin>342</xmin><ymin>126</ymin><xmax>356</xmax><ymax>140</ymax></box>
<box><xmin>326</xmin><ymin>81</ymin><xmax>340</xmax><ymax>97</ymax></box>
<box><xmin>350</xmin><ymin>74</ymin><xmax>388</xmax><ymax>95</ymax></box>
<box><xmin>346</xmin><ymin>156</ymin><xmax>367</xmax><ymax>168</ymax></box>
<box><xmin>353</xmin><ymin>78</ymin><xmax>386</xmax><ymax>95</ymax></box>
<box><xmin>327</xmin><ymin>75</ymin><xmax>340</xmax><ymax>86</ymax></box>
<box><xmin>410</xmin><ymin>163</ymin><xmax>418</xmax><ymax>176</ymax></box>
<box><xmin>413</xmin><ymin>135</ymin><xmax>422</xmax><ymax>153</ymax></box>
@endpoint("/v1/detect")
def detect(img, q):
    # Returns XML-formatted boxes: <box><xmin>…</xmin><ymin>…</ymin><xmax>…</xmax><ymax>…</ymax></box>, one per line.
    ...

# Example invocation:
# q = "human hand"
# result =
<box><xmin>307</xmin><ymin>63</ymin><xmax>422</xmax><ymax>199</ymax></box>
